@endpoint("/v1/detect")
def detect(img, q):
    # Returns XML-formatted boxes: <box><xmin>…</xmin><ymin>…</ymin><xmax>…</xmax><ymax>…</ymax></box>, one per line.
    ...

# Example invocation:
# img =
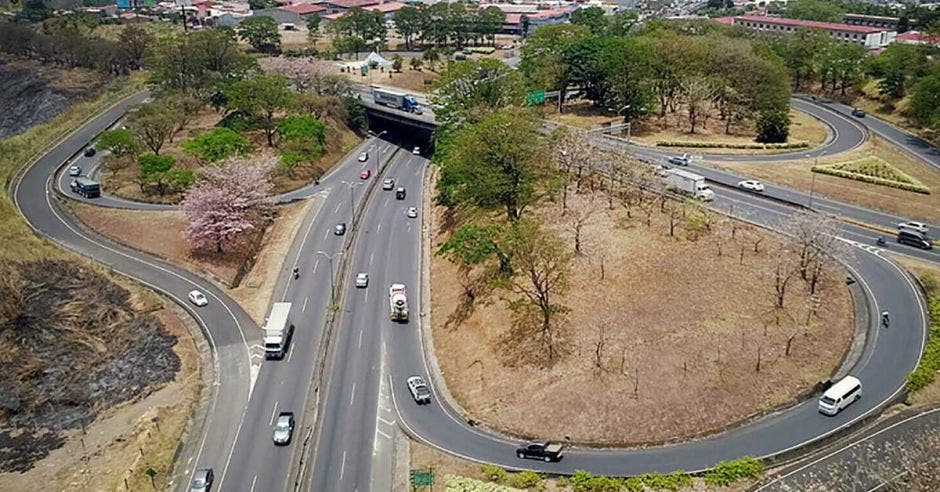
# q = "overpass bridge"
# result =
<box><xmin>353</xmin><ymin>86</ymin><xmax>438</xmax><ymax>132</ymax></box>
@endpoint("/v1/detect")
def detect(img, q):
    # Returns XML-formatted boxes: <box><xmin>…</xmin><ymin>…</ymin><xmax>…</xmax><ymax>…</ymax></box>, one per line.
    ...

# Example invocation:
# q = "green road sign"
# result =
<box><xmin>526</xmin><ymin>90</ymin><xmax>546</xmax><ymax>106</ymax></box>
<box><xmin>410</xmin><ymin>469</ymin><xmax>434</xmax><ymax>487</ymax></box>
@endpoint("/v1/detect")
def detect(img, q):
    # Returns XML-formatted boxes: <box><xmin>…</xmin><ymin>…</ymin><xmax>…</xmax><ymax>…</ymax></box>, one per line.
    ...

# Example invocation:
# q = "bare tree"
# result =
<box><xmin>567</xmin><ymin>201</ymin><xmax>598</xmax><ymax>255</ymax></box>
<box><xmin>681</xmin><ymin>76</ymin><xmax>716</xmax><ymax>134</ymax></box>
<box><xmin>506</xmin><ymin>220</ymin><xmax>573</xmax><ymax>365</ymax></box>
<box><xmin>770</xmin><ymin>250</ymin><xmax>799</xmax><ymax>309</ymax></box>
<box><xmin>552</xmin><ymin>128</ymin><xmax>597</xmax><ymax>211</ymax></box>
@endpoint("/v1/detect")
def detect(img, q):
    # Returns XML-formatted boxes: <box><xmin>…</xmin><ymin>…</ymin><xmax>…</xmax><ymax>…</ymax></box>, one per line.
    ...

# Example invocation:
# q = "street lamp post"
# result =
<box><xmin>617</xmin><ymin>105</ymin><xmax>632</xmax><ymax>143</ymax></box>
<box><xmin>373</xmin><ymin>130</ymin><xmax>387</xmax><ymax>175</ymax></box>
<box><xmin>316</xmin><ymin>251</ymin><xmax>343</xmax><ymax>302</ymax></box>
<box><xmin>341</xmin><ymin>180</ymin><xmax>363</xmax><ymax>225</ymax></box>
<box><xmin>806</xmin><ymin>152</ymin><xmax>824</xmax><ymax>210</ymax></box>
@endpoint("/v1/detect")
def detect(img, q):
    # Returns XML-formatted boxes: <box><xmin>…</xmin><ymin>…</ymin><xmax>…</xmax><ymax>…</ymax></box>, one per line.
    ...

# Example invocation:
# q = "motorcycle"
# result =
<box><xmin>881</xmin><ymin>311</ymin><xmax>890</xmax><ymax>327</ymax></box>
<box><xmin>876</xmin><ymin>236</ymin><xmax>886</xmax><ymax>246</ymax></box>
<box><xmin>293</xmin><ymin>267</ymin><xmax>300</xmax><ymax>279</ymax></box>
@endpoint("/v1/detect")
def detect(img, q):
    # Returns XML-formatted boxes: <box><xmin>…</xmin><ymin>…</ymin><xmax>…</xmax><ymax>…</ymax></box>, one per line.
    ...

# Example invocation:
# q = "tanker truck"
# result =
<box><xmin>389</xmin><ymin>283</ymin><xmax>409</xmax><ymax>322</ymax></box>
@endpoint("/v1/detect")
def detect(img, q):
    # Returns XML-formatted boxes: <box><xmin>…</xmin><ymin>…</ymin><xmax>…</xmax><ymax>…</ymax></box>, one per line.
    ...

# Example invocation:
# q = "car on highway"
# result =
<box><xmin>360</xmin><ymin>169</ymin><xmax>371</xmax><ymax>180</ymax></box>
<box><xmin>898</xmin><ymin>221</ymin><xmax>928</xmax><ymax>235</ymax></box>
<box><xmin>851</xmin><ymin>108</ymin><xmax>866</xmax><ymax>118</ymax></box>
<box><xmin>737</xmin><ymin>180</ymin><xmax>764</xmax><ymax>192</ymax></box>
<box><xmin>396</xmin><ymin>187</ymin><xmax>406</xmax><ymax>200</ymax></box>
<box><xmin>668</xmin><ymin>155</ymin><xmax>690</xmax><ymax>167</ymax></box>
<box><xmin>188</xmin><ymin>290</ymin><xmax>208</xmax><ymax>307</ymax></box>
<box><xmin>407</xmin><ymin>207</ymin><xmax>418</xmax><ymax>218</ymax></box>
<box><xmin>383</xmin><ymin>178</ymin><xmax>395</xmax><ymax>190</ymax></box>
<box><xmin>356</xmin><ymin>272</ymin><xmax>369</xmax><ymax>288</ymax></box>
<box><xmin>68</xmin><ymin>165</ymin><xmax>82</xmax><ymax>177</ymax></box>
<box><xmin>334</xmin><ymin>223</ymin><xmax>347</xmax><ymax>235</ymax></box>
<box><xmin>83</xmin><ymin>147</ymin><xmax>96</xmax><ymax>157</ymax></box>
<box><xmin>189</xmin><ymin>468</ymin><xmax>214</xmax><ymax>491</ymax></box>
<box><xmin>406</xmin><ymin>376</ymin><xmax>431</xmax><ymax>404</ymax></box>
<box><xmin>818</xmin><ymin>376</ymin><xmax>861</xmax><ymax>416</ymax></box>
<box><xmin>897</xmin><ymin>230</ymin><xmax>933</xmax><ymax>250</ymax></box>
<box><xmin>412</xmin><ymin>146</ymin><xmax>421</xmax><ymax>155</ymax></box>
<box><xmin>516</xmin><ymin>442</ymin><xmax>564</xmax><ymax>462</ymax></box>
<box><xmin>358</xmin><ymin>151</ymin><xmax>368</xmax><ymax>162</ymax></box>
<box><xmin>272</xmin><ymin>412</ymin><xmax>295</xmax><ymax>445</ymax></box>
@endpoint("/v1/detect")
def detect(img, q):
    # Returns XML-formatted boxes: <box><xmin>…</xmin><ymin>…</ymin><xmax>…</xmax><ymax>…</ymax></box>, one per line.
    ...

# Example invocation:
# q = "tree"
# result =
<box><xmin>237</xmin><ymin>16</ymin><xmax>281</xmax><ymax>54</ymax></box>
<box><xmin>392</xmin><ymin>55</ymin><xmax>403</xmax><ymax>72</ymax></box>
<box><xmin>438</xmin><ymin>222</ymin><xmax>511</xmax><ymax>274</ymax></box>
<box><xmin>909</xmin><ymin>72</ymin><xmax>940</xmax><ymax>132</ymax></box>
<box><xmin>163</xmin><ymin>91</ymin><xmax>204</xmax><ymax>134</ymax></box>
<box><xmin>127</xmin><ymin>103</ymin><xmax>178</xmax><ymax>155</ymax></box>
<box><xmin>226</xmin><ymin>74</ymin><xmax>296</xmax><ymax>146</ymax></box>
<box><xmin>519</xmin><ymin>24</ymin><xmax>591</xmax><ymax>102</ymax></box>
<box><xmin>437</xmin><ymin>109</ymin><xmax>554</xmax><ymax>221</ymax></box>
<box><xmin>183</xmin><ymin>127</ymin><xmax>252</xmax><ymax>162</ymax></box>
<box><xmin>784</xmin><ymin>0</ymin><xmax>846</xmax><ymax>22</ymax></box>
<box><xmin>100</xmin><ymin>154</ymin><xmax>133</xmax><ymax>178</ymax></box>
<box><xmin>431</xmin><ymin>58</ymin><xmax>525</xmax><ymax>128</ymax></box>
<box><xmin>118</xmin><ymin>25</ymin><xmax>152</xmax><ymax>69</ymax></box>
<box><xmin>394</xmin><ymin>6</ymin><xmax>425</xmax><ymax>50</ymax></box>
<box><xmin>96</xmin><ymin>129</ymin><xmax>141</xmax><ymax>158</ymax></box>
<box><xmin>181</xmin><ymin>155</ymin><xmax>275</xmax><ymax>253</ymax></box>
<box><xmin>138</xmin><ymin>154</ymin><xmax>176</xmax><ymax>195</ymax></box>
<box><xmin>409</xmin><ymin>57</ymin><xmax>422</xmax><ymax>71</ymax></box>
<box><xmin>306</xmin><ymin>15</ymin><xmax>322</xmax><ymax>43</ymax></box>
<box><xmin>505</xmin><ymin>219</ymin><xmax>572</xmax><ymax>365</ymax></box>
<box><xmin>570</xmin><ymin>6</ymin><xmax>608</xmax><ymax>34</ymax></box>
<box><xmin>608</xmin><ymin>10</ymin><xmax>639</xmax><ymax>36</ymax></box>
<box><xmin>328</xmin><ymin>8</ymin><xmax>385</xmax><ymax>58</ymax></box>
<box><xmin>277</xmin><ymin>115</ymin><xmax>326</xmax><ymax>174</ymax></box>
<box><xmin>477</xmin><ymin>6</ymin><xmax>506</xmax><ymax>46</ymax></box>
<box><xmin>756</xmin><ymin>109</ymin><xmax>790</xmax><ymax>143</ymax></box>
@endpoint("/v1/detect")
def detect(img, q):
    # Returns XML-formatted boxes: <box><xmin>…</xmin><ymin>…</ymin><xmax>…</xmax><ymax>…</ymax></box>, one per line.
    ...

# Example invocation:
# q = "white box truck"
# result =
<box><xmin>264</xmin><ymin>302</ymin><xmax>294</xmax><ymax>359</ymax></box>
<box><xmin>665</xmin><ymin>169</ymin><xmax>715</xmax><ymax>201</ymax></box>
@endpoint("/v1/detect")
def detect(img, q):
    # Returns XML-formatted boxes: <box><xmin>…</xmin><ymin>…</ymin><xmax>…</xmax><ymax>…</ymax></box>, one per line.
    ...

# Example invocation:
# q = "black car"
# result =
<box><xmin>395</xmin><ymin>187</ymin><xmax>406</xmax><ymax>200</ymax></box>
<box><xmin>516</xmin><ymin>441</ymin><xmax>564</xmax><ymax>462</ymax></box>
<box><xmin>83</xmin><ymin>147</ymin><xmax>96</xmax><ymax>157</ymax></box>
<box><xmin>851</xmin><ymin>108</ymin><xmax>866</xmax><ymax>118</ymax></box>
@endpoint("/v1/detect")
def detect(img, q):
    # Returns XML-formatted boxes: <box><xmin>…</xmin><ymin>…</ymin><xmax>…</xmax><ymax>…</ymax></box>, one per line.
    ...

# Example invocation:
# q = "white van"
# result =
<box><xmin>818</xmin><ymin>376</ymin><xmax>862</xmax><ymax>416</ymax></box>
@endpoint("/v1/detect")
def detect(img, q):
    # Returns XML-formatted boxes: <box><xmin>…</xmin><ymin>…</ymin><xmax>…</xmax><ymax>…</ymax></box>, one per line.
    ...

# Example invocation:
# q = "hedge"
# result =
<box><xmin>812</xmin><ymin>157</ymin><xmax>931</xmax><ymax>195</ymax></box>
<box><xmin>656</xmin><ymin>140</ymin><xmax>809</xmax><ymax>150</ymax></box>
<box><xmin>906</xmin><ymin>293</ymin><xmax>940</xmax><ymax>392</ymax></box>
<box><xmin>444</xmin><ymin>475</ymin><xmax>523</xmax><ymax>491</ymax></box>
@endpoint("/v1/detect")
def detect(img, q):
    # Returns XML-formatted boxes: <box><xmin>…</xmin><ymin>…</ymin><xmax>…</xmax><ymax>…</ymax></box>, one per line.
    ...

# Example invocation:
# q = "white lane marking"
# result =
<box><xmin>369</xmin><ymin>251</ymin><xmax>375</xmax><ymax>266</ymax></box>
<box><xmin>358</xmin><ymin>329</ymin><xmax>363</xmax><ymax>349</ymax></box>
<box><xmin>340</xmin><ymin>451</ymin><xmax>347</xmax><ymax>481</ymax></box>
<box><xmin>377</xmin><ymin>223</ymin><xmax>382</xmax><ymax>233</ymax></box>
<box><xmin>249</xmin><ymin>475</ymin><xmax>258</xmax><ymax>492</ymax></box>
<box><xmin>364</xmin><ymin>289</ymin><xmax>369</xmax><ymax>303</ymax></box>
<box><xmin>376</xmin><ymin>428</ymin><xmax>391</xmax><ymax>440</ymax></box>
<box><xmin>323</xmin><ymin>229</ymin><xmax>331</xmax><ymax>240</ymax></box>
<box><xmin>350</xmin><ymin>383</ymin><xmax>356</xmax><ymax>406</ymax></box>
<box><xmin>756</xmin><ymin>406</ymin><xmax>940</xmax><ymax>490</ymax></box>
<box><xmin>334</xmin><ymin>201</ymin><xmax>342</xmax><ymax>214</ymax></box>
<box><xmin>314</xmin><ymin>259</ymin><xmax>320</xmax><ymax>273</ymax></box>
<box><xmin>302</xmin><ymin>296</ymin><xmax>309</xmax><ymax>312</ymax></box>
<box><xmin>383</xmin><ymin>198</ymin><xmax>389</xmax><ymax>208</ymax></box>
<box><xmin>378</xmin><ymin>416</ymin><xmax>395</xmax><ymax>426</ymax></box>
<box><xmin>286</xmin><ymin>343</ymin><xmax>295</xmax><ymax>363</ymax></box>
<box><xmin>269</xmin><ymin>401</ymin><xmax>279</xmax><ymax>425</ymax></box>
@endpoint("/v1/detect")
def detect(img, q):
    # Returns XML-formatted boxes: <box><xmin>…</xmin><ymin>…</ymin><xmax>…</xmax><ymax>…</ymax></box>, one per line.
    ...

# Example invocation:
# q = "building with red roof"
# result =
<box><xmin>897</xmin><ymin>30</ymin><xmax>940</xmax><ymax>47</ymax></box>
<box><xmin>726</xmin><ymin>15</ymin><xmax>896</xmax><ymax>49</ymax></box>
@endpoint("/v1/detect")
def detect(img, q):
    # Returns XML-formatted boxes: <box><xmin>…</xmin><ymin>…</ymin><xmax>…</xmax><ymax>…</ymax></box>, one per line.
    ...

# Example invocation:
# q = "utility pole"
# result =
<box><xmin>341</xmin><ymin>180</ymin><xmax>363</xmax><ymax>225</ymax></box>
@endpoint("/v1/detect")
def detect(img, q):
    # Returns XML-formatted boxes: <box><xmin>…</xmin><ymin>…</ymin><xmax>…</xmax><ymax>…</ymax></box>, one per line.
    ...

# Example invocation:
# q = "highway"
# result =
<box><xmin>11</xmin><ymin>92</ymin><xmax>937</xmax><ymax>490</ymax></box>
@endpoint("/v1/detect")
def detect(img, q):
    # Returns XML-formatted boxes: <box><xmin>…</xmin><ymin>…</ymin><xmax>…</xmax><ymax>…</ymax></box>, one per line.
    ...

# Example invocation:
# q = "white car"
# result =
<box><xmin>188</xmin><ymin>290</ymin><xmax>208</xmax><ymax>307</ymax></box>
<box><xmin>737</xmin><ymin>180</ymin><xmax>764</xmax><ymax>192</ymax></box>
<box><xmin>407</xmin><ymin>207</ymin><xmax>418</xmax><ymax>218</ymax></box>
<box><xmin>412</xmin><ymin>146</ymin><xmax>421</xmax><ymax>155</ymax></box>
<box><xmin>383</xmin><ymin>179</ymin><xmax>395</xmax><ymax>190</ymax></box>
<box><xmin>898</xmin><ymin>221</ymin><xmax>928</xmax><ymax>235</ymax></box>
<box><xmin>358</xmin><ymin>151</ymin><xmax>368</xmax><ymax>162</ymax></box>
<box><xmin>406</xmin><ymin>376</ymin><xmax>432</xmax><ymax>404</ymax></box>
<box><xmin>68</xmin><ymin>165</ymin><xmax>82</xmax><ymax>176</ymax></box>
<box><xmin>356</xmin><ymin>272</ymin><xmax>369</xmax><ymax>288</ymax></box>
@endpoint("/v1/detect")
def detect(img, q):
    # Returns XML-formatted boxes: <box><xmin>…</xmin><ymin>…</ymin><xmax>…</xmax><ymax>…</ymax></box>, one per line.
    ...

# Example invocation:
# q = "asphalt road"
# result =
<box><xmin>14</xmin><ymin>93</ymin><xmax>937</xmax><ymax>490</ymax></box>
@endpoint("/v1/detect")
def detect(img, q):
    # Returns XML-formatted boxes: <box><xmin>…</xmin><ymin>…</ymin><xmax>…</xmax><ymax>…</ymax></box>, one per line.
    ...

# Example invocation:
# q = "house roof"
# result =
<box><xmin>504</xmin><ymin>13</ymin><xmax>522</xmax><ymax>25</ymax></box>
<box><xmin>283</xmin><ymin>3</ymin><xmax>326</xmax><ymax>14</ymax></box>
<box><xmin>322</xmin><ymin>11</ymin><xmax>345</xmax><ymax>19</ymax></box>
<box><xmin>733</xmin><ymin>15</ymin><xmax>886</xmax><ymax>34</ymax></box>
<box><xmin>529</xmin><ymin>7</ymin><xmax>571</xmax><ymax>20</ymax></box>
<box><xmin>325</xmin><ymin>0</ymin><xmax>380</xmax><ymax>8</ymax></box>
<box><xmin>367</xmin><ymin>1</ymin><xmax>406</xmax><ymax>13</ymax></box>
<box><xmin>714</xmin><ymin>16</ymin><xmax>735</xmax><ymax>25</ymax></box>
<box><xmin>897</xmin><ymin>30</ymin><xmax>940</xmax><ymax>45</ymax></box>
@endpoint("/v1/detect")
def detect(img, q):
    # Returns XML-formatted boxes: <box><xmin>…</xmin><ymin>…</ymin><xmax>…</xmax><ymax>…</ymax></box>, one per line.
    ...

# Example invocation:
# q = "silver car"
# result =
<box><xmin>273</xmin><ymin>412</ymin><xmax>294</xmax><ymax>445</ymax></box>
<box><xmin>407</xmin><ymin>376</ymin><xmax>432</xmax><ymax>404</ymax></box>
<box><xmin>190</xmin><ymin>468</ymin><xmax>214</xmax><ymax>491</ymax></box>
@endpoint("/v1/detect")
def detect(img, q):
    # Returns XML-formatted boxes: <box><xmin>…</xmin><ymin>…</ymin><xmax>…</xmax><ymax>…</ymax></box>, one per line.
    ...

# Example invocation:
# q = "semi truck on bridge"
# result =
<box><xmin>372</xmin><ymin>87</ymin><xmax>422</xmax><ymax>114</ymax></box>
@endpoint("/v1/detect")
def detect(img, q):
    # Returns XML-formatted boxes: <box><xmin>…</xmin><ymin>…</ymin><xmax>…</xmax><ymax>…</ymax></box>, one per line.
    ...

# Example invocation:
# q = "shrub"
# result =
<box><xmin>570</xmin><ymin>470</ymin><xmax>624</xmax><ymax>492</ymax></box>
<box><xmin>756</xmin><ymin>109</ymin><xmax>790</xmax><ymax>143</ymax></box>
<box><xmin>444</xmin><ymin>474</ymin><xmax>521</xmax><ymax>491</ymax></box>
<box><xmin>183</xmin><ymin>127</ymin><xmax>252</xmax><ymax>163</ymax></box>
<box><xmin>704</xmin><ymin>456</ymin><xmax>764</xmax><ymax>486</ymax></box>
<box><xmin>639</xmin><ymin>471</ymin><xmax>693</xmax><ymax>490</ymax></box>
<box><xmin>480</xmin><ymin>464</ymin><xmax>509</xmax><ymax>483</ymax></box>
<box><xmin>505</xmin><ymin>470</ymin><xmax>542</xmax><ymax>489</ymax></box>
<box><xmin>907</xmin><ymin>294</ymin><xmax>940</xmax><ymax>392</ymax></box>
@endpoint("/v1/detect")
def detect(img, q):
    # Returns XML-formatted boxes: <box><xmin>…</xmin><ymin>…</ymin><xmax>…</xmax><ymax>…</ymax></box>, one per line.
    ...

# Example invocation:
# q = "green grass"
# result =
<box><xmin>813</xmin><ymin>156</ymin><xmax>931</xmax><ymax>194</ymax></box>
<box><xmin>907</xmin><ymin>291</ymin><xmax>940</xmax><ymax>392</ymax></box>
<box><xmin>0</xmin><ymin>72</ymin><xmax>146</xmax><ymax>262</ymax></box>
<box><xmin>657</xmin><ymin>140</ymin><xmax>809</xmax><ymax>150</ymax></box>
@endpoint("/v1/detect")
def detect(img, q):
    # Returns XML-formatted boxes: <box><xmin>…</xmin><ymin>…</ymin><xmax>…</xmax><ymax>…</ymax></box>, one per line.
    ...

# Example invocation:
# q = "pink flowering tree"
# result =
<box><xmin>181</xmin><ymin>155</ymin><xmax>276</xmax><ymax>253</ymax></box>
<box><xmin>260</xmin><ymin>56</ymin><xmax>351</xmax><ymax>96</ymax></box>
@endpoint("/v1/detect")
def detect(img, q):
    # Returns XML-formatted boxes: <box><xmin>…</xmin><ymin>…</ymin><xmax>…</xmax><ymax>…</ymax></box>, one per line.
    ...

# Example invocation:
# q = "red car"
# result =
<box><xmin>359</xmin><ymin>169</ymin><xmax>371</xmax><ymax>180</ymax></box>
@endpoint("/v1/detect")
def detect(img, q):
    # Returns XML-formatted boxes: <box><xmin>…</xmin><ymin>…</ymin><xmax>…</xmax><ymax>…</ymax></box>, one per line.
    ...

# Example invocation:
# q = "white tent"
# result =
<box><xmin>341</xmin><ymin>51</ymin><xmax>393</xmax><ymax>70</ymax></box>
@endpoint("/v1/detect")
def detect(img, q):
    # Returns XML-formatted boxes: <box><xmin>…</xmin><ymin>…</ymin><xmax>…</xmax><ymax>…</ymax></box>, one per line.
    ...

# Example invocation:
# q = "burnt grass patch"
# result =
<box><xmin>0</xmin><ymin>260</ymin><xmax>179</xmax><ymax>473</ymax></box>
